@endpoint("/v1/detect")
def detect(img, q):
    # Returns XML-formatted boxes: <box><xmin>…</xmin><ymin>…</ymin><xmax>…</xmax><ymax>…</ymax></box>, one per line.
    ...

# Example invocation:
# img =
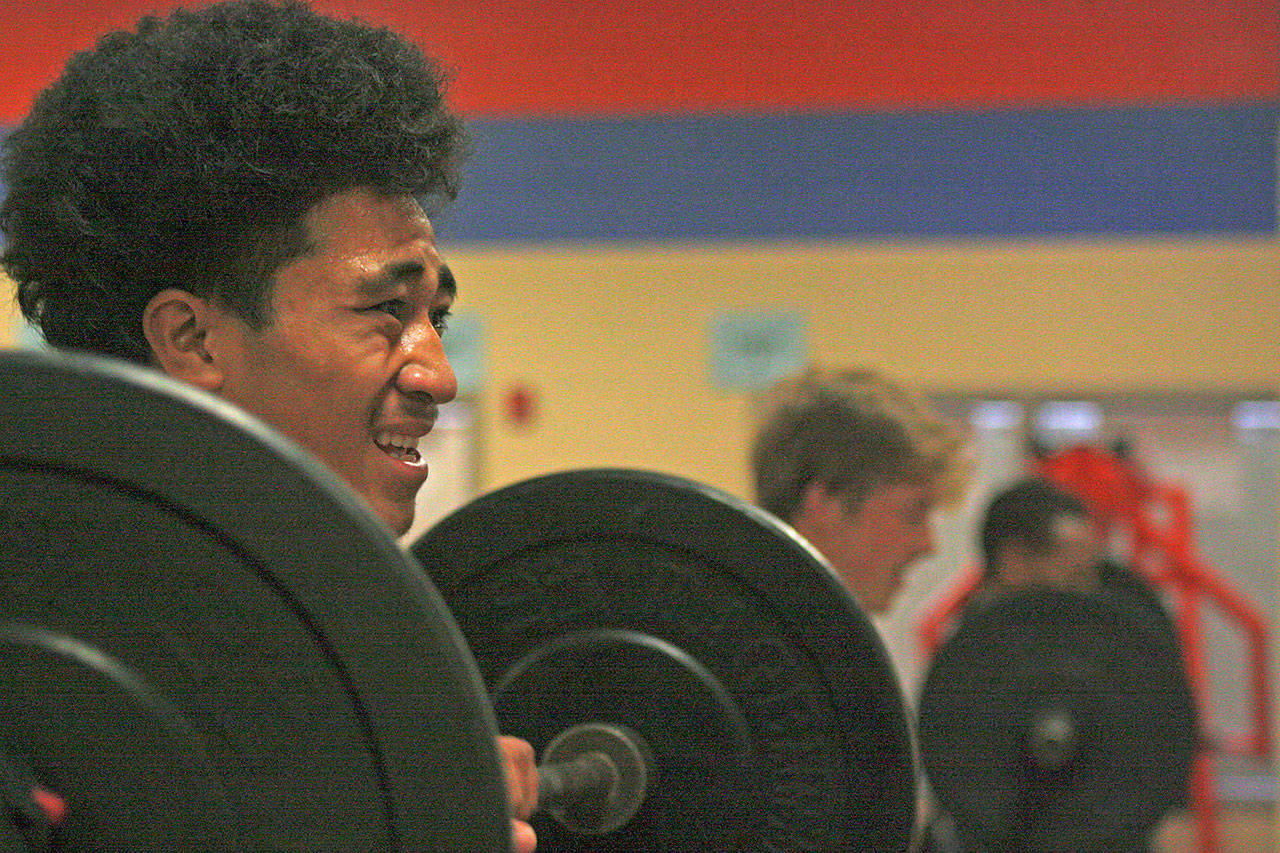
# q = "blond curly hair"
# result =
<box><xmin>751</xmin><ymin>367</ymin><xmax>970</xmax><ymax>522</ymax></box>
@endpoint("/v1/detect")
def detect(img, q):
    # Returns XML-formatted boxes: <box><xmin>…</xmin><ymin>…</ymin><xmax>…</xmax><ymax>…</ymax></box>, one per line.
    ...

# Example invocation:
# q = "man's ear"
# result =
<box><xmin>796</xmin><ymin>481</ymin><xmax>843</xmax><ymax>530</ymax></box>
<box><xmin>142</xmin><ymin>288</ymin><xmax>228</xmax><ymax>391</ymax></box>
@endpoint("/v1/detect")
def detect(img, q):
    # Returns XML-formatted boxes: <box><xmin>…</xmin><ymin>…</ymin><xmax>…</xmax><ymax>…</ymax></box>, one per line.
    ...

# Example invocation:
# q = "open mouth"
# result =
<box><xmin>374</xmin><ymin>431</ymin><xmax>424</xmax><ymax>466</ymax></box>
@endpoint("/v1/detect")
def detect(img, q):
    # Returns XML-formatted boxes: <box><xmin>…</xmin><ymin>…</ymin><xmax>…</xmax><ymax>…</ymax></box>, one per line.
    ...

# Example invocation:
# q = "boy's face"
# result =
<box><xmin>1014</xmin><ymin>514</ymin><xmax>1102</xmax><ymax>593</ymax></box>
<box><xmin>795</xmin><ymin>479</ymin><xmax>937</xmax><ymax>614</ymax></box>
<box><xmin>209</xmin><ymin>187</ymin><xmax>458</xmax><ymax>534</ymax></box>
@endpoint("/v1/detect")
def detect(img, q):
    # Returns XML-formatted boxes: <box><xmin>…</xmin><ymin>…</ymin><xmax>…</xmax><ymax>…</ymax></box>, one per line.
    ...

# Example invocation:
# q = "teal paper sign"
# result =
<box><xmin>443</xmin><ymin>312</ymin><xmax>486</xmax><ymax>393</ymax></box>
<box><xmin>15</xmin><ymin>321</ymin><xmax>50</xmax><ymax>351</ymax></box>
<box><xmin>708</xmin><ymin>312</ymin><xmax>807</xmax><ymax>391</ymax></box>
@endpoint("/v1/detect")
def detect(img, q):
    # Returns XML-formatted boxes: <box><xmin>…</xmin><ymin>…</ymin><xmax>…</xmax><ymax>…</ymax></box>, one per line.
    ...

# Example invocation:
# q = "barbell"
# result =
<box><xmin>411</xmin><ymin>466</ymin><xmax>919</xmax><ymax>851</ymax></box>
<box><xmin>0</xmin><ymin>349</ymin><xmax>1203</xmax><ymax>851</ymax></box>
<box><xmin>0</xmin><ymin>350</ymin><xmax>917</xmax><ymax>851</ymax></box>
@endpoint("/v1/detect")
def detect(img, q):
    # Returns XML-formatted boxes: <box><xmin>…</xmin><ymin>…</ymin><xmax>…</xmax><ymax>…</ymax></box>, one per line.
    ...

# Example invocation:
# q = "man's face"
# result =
<box><xmin>1018</xmin><ymin>515</ymin><xmax>1102</xmax><ymax>593</ymax></box>
<box><xmin>209</xmin><ymin>187</ymin><xmax>457</xmax><ymax>535</ymax></box>
<box><xmin>794</xmin><ymin>480</ymin><xmax>936</xmax><ymax>614</ymax></box>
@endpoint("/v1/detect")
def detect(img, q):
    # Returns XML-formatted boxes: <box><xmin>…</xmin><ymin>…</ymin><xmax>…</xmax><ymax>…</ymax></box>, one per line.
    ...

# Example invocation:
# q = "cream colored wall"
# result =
<box><xmin>447</xmin><ymin>234</ymin><xmax>1280</xmax><ymax>734</ymax></box>
<box><xmin>1</xmin><ymin>273</ymin><xmax>17</xmax><ymax>349</ymax></box>
<box><xmin>6</xmin><ymin>235</ymin><xmax>1277</xmax><ymax>499</ymax></box>
<box><xmin>444</xmin><ymin>235</ymin><xmax>1280</xmax><ymax>500</ymax></box>
<box><xmin>6</xmin><ymin>232</ymin><xmax>1276</xmax><ymax>725</ymax></box>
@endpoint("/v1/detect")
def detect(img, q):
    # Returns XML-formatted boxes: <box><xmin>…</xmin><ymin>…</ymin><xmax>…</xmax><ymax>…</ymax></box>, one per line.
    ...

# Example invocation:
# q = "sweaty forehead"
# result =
<box><xmin>303</xmin><ymin>189</ymin><xmax>436</xmax><ymax>253</ymax></box>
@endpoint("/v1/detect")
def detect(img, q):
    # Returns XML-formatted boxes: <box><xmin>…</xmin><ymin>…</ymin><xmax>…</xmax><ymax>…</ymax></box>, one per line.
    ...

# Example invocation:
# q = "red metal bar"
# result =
<box><xmin>1172</xmin><ymin>577</ymin><xmax>1220</xmax><ymax>852</ymax></box>
<box><xmin>1171</xmin><ymin>555</ymin><xmax>1273</xmax><ymax>759</ymax></box>
<box><xmin>1030</xmin><ymin>445</ymin><xmax>1270</xmax><ymax>852</ymax></box>
<box><xmin>916</xmin><ymin>565</ymin><xmax>984</xmax><ymax>656</ymax></box>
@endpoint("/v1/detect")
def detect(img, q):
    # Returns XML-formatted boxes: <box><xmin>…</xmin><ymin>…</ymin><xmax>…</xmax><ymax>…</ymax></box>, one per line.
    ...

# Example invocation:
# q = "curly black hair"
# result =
<box><xmin>1</xmin><ymin>0</ymin><xmax>468</xmax><ymax>361</ymax></box>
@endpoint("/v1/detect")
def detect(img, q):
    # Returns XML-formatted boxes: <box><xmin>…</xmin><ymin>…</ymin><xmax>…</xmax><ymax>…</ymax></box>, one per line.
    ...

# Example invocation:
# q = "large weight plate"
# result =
<box><xmin>917</xmin><ymin>588</ymin><xmax>1198</xmax><ymax>852</ymax></box>
<box><xmin>412</xmin><ymin>468</ymin><xmax>917</xmax><ymax>852</ymax></box>
<box><xmin>0</xmin><ymin>349</ymin><xmax>509</xmax><ymax>850</ymax></box>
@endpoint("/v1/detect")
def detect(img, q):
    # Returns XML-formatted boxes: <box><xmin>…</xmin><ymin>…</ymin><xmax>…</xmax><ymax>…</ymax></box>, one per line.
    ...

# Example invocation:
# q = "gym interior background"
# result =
<box><xmin>2</xmin><ymin>1</ymin><xmax>1275</xmax><ymax>849</ymax></box>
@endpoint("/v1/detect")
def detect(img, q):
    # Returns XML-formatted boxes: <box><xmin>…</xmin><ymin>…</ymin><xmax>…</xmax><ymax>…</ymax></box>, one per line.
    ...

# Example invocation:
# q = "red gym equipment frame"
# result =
<box><xmin>916</xmin><ymin>443</ymin><xmax>1273</xmax><ymax>852</ymax></box>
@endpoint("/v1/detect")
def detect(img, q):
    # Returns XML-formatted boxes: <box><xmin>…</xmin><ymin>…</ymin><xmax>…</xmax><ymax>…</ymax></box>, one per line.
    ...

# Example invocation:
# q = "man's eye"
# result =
<box><xmin>369</xmin><ymin>300</ymin><xmax>411</xmax><ymax>322</ymax></box>
<box><xmin>431</xmin><ymin>307</ymin><xmax>452</xmax><ymax>335</ymax></box>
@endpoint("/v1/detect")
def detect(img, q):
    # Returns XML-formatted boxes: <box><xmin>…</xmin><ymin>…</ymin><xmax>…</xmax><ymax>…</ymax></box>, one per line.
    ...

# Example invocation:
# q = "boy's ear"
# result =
<box><xmin>141</xmin><ymin>288</ymin><xmax>228</xmax><ymax>391</ymax></box>
<box><xmin>795</xmin><ymin>480</ymin><xmax>844</xmax><ymax>531</ymax></box>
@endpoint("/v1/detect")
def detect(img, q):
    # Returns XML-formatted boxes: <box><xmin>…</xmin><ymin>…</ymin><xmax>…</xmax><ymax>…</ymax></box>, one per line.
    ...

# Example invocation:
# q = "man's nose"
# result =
<box><xmin>396</xmin><ymin>325</ymin><xmax>458</xmax><ymax>404</ymax></box>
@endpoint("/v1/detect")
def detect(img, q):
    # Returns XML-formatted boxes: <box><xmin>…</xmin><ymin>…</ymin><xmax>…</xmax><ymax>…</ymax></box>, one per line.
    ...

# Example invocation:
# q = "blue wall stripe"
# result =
<box><xmin>434</xmin><ymin>102</ymin><xmax>1278</xmax><ymax>244</ymax></box>
<box><xmin>3</xmin><ymin>102</ymin><xmax>1275</xmax><ymax>245</ymax></box>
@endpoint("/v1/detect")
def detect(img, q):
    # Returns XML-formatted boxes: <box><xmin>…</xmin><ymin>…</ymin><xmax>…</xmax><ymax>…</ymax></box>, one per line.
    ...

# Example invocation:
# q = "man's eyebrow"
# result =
<box><xmin>438</xmin><ymin>264</ymin><xmax>457</xmax><ymax>298</ymax></box>
<box><xmin>354</xmin><ymin>259</ymin><xmax>426</xmax><ymax>296</ymax></box>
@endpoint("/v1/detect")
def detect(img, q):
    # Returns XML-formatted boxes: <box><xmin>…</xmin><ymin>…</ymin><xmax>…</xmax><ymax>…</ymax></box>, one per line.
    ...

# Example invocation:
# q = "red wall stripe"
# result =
<box><xmin>1</xmin><ymin>1</ymin><xmax>1276</xmax><ymax>124</ymax></box>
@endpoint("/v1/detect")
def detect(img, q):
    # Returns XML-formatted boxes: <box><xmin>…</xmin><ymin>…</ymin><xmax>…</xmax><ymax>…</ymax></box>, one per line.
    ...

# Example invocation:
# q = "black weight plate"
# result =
<box><xmin>916</xmin><ymin>588</ymin><xmax>1197</xmax><ymax>852</ymax></box>
<box><xmin>0</xmin><ymin>349</ymin><xmax>509</xmax><ymax>850</ymax></box>
<box><xmin>1</xmin><ymin>625</ymin><xmax>236</xmax><ymax>848</ymax></box>
<box><xmin>494</xmin><ymin>628</ymin><xmax>752</xmax><ymax>841</ymax></box>
<box><xmin>412</xmin><ymin>468</ymin><xmax>917</xmax><ymax>852</ymax></box>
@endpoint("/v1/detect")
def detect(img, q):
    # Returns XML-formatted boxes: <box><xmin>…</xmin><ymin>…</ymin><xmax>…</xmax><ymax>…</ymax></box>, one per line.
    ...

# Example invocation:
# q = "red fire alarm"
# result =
<box><xmin>503</xmin><ymin>384</ymin><xmax>537</xmax><ymax>426</ymax></box>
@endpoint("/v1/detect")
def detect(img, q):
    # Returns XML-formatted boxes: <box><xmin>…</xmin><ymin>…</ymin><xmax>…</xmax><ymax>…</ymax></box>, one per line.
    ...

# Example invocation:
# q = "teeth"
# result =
<box><xmin>376</xmin><ymin>432</ymin><xmax>418</xmax><ymax>450</ymax></box>
<box><xmin>374</xmin><ymin>432</ymin><xmax>425</xmax><ymax>466</ymax></box>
